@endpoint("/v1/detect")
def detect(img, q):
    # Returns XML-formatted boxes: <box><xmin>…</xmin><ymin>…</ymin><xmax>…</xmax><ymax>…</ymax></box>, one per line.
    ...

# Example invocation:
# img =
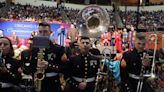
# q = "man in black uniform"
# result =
<box><xmin>29</xmin><ymin>22</ymin><xmax>68</xmax><ymax>92</ymax></box>
<box><xmin>120</xmin><ymin>33</ymin><xmax>154</xmax><ymax>92</ymax></box>
<box><xmin>20</xmin><ymin>38</ymin><xmax>35</xmax><ymax>92</ymax></box>
<box><xmin>0</xmin><ymin>37</ymin><xmax>22</xmax><ymax>92</ymax></box>
<box><xmin>64</xmin><ymin>36</ymin><xmax>101</xmax><ymax>92</ymax></box>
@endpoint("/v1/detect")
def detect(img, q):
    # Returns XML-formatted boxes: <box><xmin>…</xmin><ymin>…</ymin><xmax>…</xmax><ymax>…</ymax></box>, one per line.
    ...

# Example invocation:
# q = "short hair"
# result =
<box><xmin>38</xmin><ymin>22</ymin><xmax>52</xmax><ymax>33</ymax></box>
<box><xmin>39</xmin><ymin>22</ymin><xmax>50</xmax><ymax>27</ymax></box>
<box><xmin>135</xmin><ymin>32</ymin><xmax>146</xmax><ymax>41</ymax></box>
<box><xmin>80</xmin><ymin>36</ymin><xmax>90</xmax><ymax>40</ymax></box>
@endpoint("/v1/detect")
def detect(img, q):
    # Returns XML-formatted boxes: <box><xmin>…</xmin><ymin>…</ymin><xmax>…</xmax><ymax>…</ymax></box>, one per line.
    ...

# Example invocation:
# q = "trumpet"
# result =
<box><xmin>34</xmin><ymin>48</ymin><xmax>45</xmax><ymax>92</ymax></box>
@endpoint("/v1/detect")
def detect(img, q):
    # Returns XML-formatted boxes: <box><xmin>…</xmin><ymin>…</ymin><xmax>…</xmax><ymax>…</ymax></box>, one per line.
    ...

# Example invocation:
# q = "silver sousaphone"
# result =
<box><xmin>76</xmin><ymin>5</ymin><xmax>112</xmax><ymax>92</ymax></box>
<box><xmin>76</xmin><ymin>5</ymin><xmax>110</xmax><ymax>38</ymax></box>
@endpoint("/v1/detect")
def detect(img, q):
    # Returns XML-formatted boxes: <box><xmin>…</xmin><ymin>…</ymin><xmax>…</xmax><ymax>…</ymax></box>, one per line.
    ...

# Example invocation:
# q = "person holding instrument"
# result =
<box><xmin>22</xmin><ymin>22</ymin><xmax>68</xmax><ymax>92</ymax></box>
<box><xmin>0</xmin><ymin>37</ymin><xmax>22</xmax><ymax>92</ymax></box>
<box><xmin>120</xmin><ymin>33</ymin><xmax>154</xmax><ymax>92</ymax></box>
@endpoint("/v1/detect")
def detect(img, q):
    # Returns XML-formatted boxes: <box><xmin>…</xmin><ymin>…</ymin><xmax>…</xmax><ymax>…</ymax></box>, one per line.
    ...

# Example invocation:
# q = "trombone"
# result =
<box><xmin>93</xmin><ymin>48</ymin><xmax>113</xmax><ymax>92</ymax></box>
<box><xmin>0</xmin><ymin>48</ymin><xmax>3</xmax><ymax>67</ymax></box>
<box><xmin>137</xmin><ymin>33</ymin><xmax>158</xmax><ymax>92</ymax></box>
<box><xmin>148</xmin><ymin>33</ymin><xmax>158</xmax><ymax>79</ymax></box>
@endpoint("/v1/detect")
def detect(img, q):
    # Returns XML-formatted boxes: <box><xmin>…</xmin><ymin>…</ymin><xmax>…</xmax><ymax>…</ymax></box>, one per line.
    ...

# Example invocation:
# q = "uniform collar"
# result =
<box><xmin>81</xmin><ymin>53</ymin><xmax>89</xmax><ymax>57</ymax></box>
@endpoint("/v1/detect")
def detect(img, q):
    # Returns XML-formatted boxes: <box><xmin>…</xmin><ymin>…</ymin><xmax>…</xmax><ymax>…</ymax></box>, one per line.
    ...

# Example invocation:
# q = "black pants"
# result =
<box><xmin>121</xmin><ymin>78</ymin><xmax>154</xmax><ymax>92</ymax></box>
<box><xmin>41</xmin><ymin>76</ymin><xmax>62</xmax><ymax>92</ymax></box>
<box><xmin>0</xmin><ymin>85</ymin><xmax>21</xmax><ymax>92</ymax></box>
<box><xmin>64</xmin><ymin>81</ymin><xmax>95</xmax><ymax>92</ymax></box>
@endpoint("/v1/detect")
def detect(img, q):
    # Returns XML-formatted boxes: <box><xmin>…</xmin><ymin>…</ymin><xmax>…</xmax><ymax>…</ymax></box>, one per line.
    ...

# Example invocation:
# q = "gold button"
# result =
<box><xmin>85</xmin><ymin>68</ymin><xmax>87</xmax><ymax>71</ymax></box>
<box><xmin>85</xmin><ymin>64</ymin><xmax>88</xmax><ymax>66</ymax></box>
<box><xmin>85</xmin><ymin>72</ymin><xmax>87</xmax><ymax>75</ymax></box>
<box><xmin>85</xmin><ymin>60</ymin><xmax>87</xmax><ymax>63</ymax></box>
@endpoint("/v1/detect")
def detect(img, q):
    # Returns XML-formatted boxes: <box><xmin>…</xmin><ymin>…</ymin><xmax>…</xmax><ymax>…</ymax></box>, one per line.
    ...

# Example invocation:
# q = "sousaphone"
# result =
<box><xmin>76</xmin><ymin>5</ymin><xmax>110</xmax><ymax>38</ymax></box>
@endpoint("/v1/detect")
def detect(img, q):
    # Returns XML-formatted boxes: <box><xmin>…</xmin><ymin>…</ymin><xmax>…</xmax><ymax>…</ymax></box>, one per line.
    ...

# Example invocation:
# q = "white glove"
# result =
<box><xmin>37</xmin><ymin>59</ymin><xmax>48</xmax><ymax>69</ymax></box>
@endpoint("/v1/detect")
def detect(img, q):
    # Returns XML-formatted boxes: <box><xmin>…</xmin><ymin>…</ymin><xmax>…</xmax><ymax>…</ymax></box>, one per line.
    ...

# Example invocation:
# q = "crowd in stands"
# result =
<box><xmin>0</xmin><ymin>2</ymin><xmax>163</xmax><ymax>29</ymax></box>
<box><xmin>0</xmin><ymin>3</ymin><xmax>63</xmax><ymax>23</ymax></box>
<box><xmin>0</xmin><ymin>2</ymin><xmax>5</xmax><ymax>8</ymax></box>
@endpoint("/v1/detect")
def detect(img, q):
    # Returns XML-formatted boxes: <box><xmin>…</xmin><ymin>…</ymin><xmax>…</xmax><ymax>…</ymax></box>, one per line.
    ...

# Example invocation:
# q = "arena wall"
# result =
<box><xmin>1</xmin><ymin>0</ymin><xmax>163</xmax><ymax>11</ymax></box>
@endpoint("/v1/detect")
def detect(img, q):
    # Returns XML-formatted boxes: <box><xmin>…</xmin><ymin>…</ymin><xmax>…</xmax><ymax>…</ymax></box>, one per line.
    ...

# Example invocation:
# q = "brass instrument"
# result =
<box><xmin>0</xmin><ymin>48</ymin><xmax>3</xmax><ymax>67</ymax></box>
<box><xmin>136</xmin><ymin>33</ymin><xmax>158</xmax><ymax>92</ymax></box>
<box><xmin>91</xmin><ymin>48</ymin><xmax>114</xmax><ymax>92</ymax></box>
<box><xmin>34</xmin><ymin>48</ymin><xmax>45</xmax><ymax>92</ymax></box>
<box><xmin>75</xmin><ymin>2</ymin><xmax>124</xmax><ymax>91</ymax></box>
<box><xmin>136</xmin><ymin>52</ymin><xmax>147</xmax><ymax>92</ymax></box>
<box><xmin>76</xmin><ymin>5</ymin><xmax>110</xmax><ymax>92</ymax></box>
<box><xmin>76</xmin><ymin>5</ymin><xmax>110</xmax><ymax>38</ymax></box>
<box><xmin>148</xmin><ymin>33</ymin><xmax>158</xmax><ymax>79</ymax></box>
<box><xmin>75</xmin><ymin>4</ymin><xmax>124</xmax><ymax>92</ymax></box>
<box><xmin>146</xmin><ymin>34</ymin><xmax>160</xmax><ymax>92</ymax></box>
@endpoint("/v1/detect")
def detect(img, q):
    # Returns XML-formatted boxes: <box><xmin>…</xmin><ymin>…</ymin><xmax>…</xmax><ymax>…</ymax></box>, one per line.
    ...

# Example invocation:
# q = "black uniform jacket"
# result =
<box><xmin>31</xmin><ymin>42</ymin><xmax>65</xmax><ymax>74</ymax></box>
<box><xmin>64</xmin><ymin>51</ymin><xmax>100</xmax><ymax>83</ymax></box>
<box><xmin>0</xmin><ymin>56</ymin><xmax>22</xmax><ymax>85</ymax></box>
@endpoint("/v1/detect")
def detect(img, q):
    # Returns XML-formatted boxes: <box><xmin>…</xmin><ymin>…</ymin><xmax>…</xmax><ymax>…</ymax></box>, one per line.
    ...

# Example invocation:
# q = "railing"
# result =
<box><xmin>0</xmin><ymin>0</ymin><xmax>164</xmax><ymax>11</ymax></box>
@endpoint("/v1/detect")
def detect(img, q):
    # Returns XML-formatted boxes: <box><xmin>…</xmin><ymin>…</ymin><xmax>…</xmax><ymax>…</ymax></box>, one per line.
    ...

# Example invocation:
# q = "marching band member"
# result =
<box><xmin>0</xmin><ymin>37</ymin><xmax>22</xmax><ymax>92</ymax></box>
<box><xmin>64</xmin><ymin>36</ymin><xmax>101</xmax><ymax>92</ymax></box>
<box><xmin>23</xmin><ymin>22</ymin><xmax>68</xmax><ymax>92</ymax></box>
<box><xmin>120</xmin><ymin>33</ymin><xmax>154</xmax><ymax>92</ymax></box>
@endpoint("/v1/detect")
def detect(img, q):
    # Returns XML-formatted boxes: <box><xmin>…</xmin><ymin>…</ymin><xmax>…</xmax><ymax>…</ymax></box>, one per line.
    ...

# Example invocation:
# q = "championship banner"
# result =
<box><xmin>0</xmin><ymin>21</ymin><xmax>69</xmax><ymax>39</ymax></box>
<box><xmin>0</xmin><ymin>21</ymin><xmax>38</xmax><ymax>39</ymax></box>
